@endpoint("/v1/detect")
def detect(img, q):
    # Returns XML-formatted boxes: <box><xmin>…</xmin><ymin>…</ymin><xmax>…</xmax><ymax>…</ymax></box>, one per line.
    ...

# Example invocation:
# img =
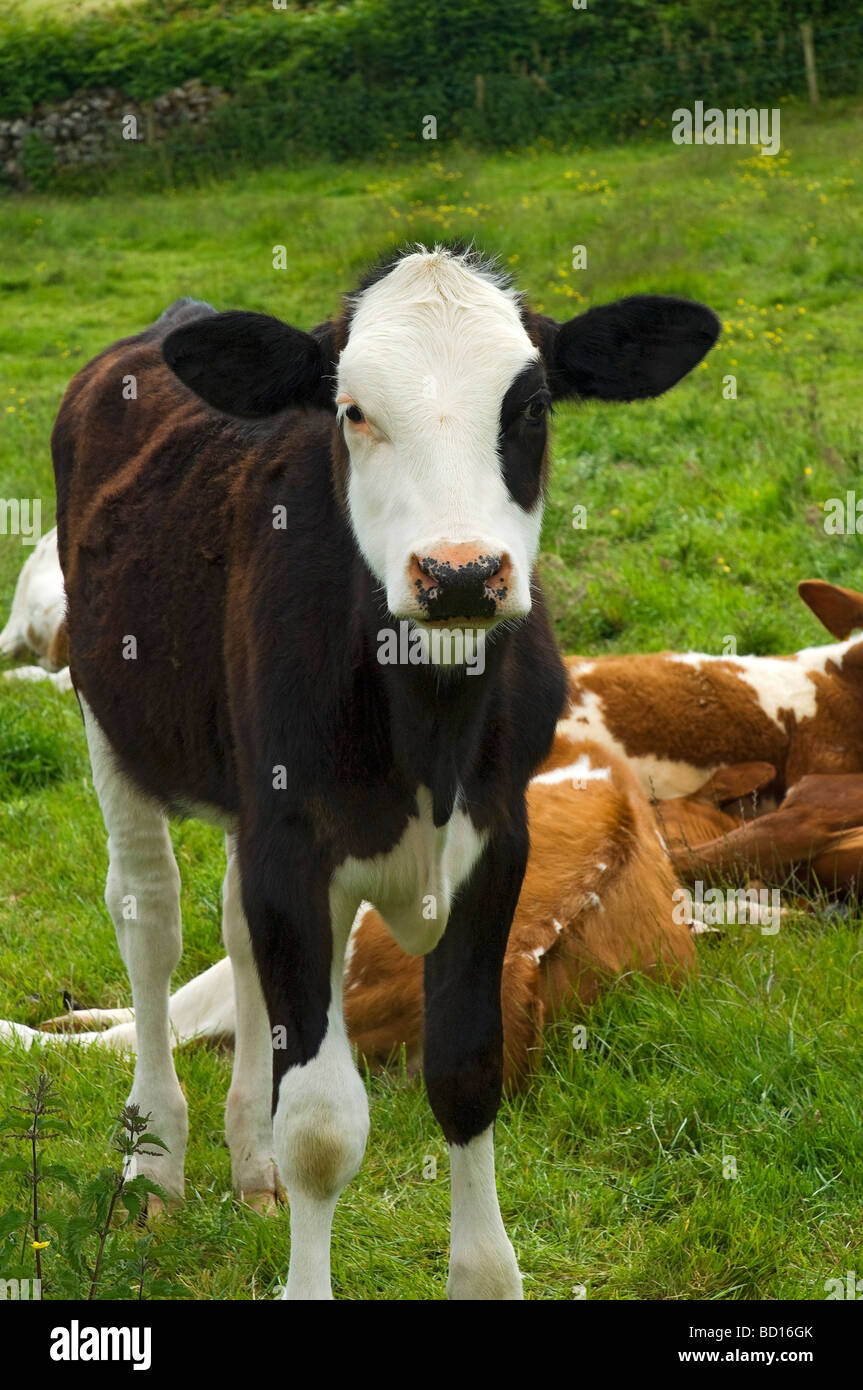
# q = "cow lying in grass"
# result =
<box><xmin>562</xmin><ymin>577</ymin><xmax>863</xmax><ymax>801</ymax></box>
<box><xmin>561</xmin><ymin>581</ymin><xmax>863</xmax><ymax>897</ymax></box>
<box><xmin>667</xmin><ymin>581</ymin><xmax>863</xmax><ymax>894</ymax></box>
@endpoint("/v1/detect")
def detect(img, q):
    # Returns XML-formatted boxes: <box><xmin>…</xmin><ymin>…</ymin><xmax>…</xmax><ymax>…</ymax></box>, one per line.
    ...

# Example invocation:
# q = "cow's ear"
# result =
<box><xmin>163</xmin><ymin>311</ymin><xmax>337</xmax><ymax>417</ymax></box>
<box><xmin>531</xmin><ymin>296</ymin><xmax>720</xmax><ymax>402</ymax></box>
<box><xmin>798</xmin><ymin>579</ymin><xmax>863</xmax><ymax>641</ymax></box>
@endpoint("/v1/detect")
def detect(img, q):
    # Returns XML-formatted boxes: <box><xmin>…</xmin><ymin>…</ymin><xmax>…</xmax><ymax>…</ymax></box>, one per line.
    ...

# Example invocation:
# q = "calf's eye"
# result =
<box><xmin>523</xmin><ymin>398</ymin><xmax>547</xmax><ymax>422</ymax></box>
<box><xmin>345</xmin><ymin>404</ymin><xmax>365</xmax><ymax>424</ymax></box>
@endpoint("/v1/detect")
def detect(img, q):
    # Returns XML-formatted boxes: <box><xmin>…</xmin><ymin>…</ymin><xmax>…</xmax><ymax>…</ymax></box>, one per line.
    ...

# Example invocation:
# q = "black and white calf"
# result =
<box><xmin>52</xmin><ymin>245</ymin><xmax>718</xmax><ymax>1299</ymax></box>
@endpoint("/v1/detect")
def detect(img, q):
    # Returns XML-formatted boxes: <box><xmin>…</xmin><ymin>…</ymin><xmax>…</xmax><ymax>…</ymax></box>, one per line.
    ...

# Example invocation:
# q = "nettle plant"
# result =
<box><xmin>0</xmin><ymin>1071</ymin><xmax>180</xmax><ymax>1300</ymax></box>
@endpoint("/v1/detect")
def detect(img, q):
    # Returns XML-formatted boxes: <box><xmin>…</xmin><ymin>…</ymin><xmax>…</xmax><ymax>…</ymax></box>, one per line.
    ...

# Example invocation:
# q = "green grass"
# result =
<box><xmin>1</xmin><ymin>104</ymin><xmax>862</xmax><ymax>1299</ymax></box>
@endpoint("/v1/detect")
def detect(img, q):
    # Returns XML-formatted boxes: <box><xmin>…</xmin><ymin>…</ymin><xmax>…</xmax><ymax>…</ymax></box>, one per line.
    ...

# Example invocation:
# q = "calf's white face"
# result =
<box><xmin>336</xmin><ymin>251</ymin><xmax>544</xmax><ymax>627</ymax></box>
<box><xmin>161</xmin><ymin>243</ymin><xmax>721</xmax><ymax>644</ymax></box>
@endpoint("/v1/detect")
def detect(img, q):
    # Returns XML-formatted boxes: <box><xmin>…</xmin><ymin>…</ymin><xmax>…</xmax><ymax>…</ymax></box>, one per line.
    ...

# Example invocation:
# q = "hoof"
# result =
<box><xmin>135</xmin><ymin>1189</ymin><xmax>182</xmax><ymax>1227</ymax></box>
<box><xmin>447</xmin><ymin>1246</ymin><xmax>524</xmax><ymax>1301</ymax></box>
<box><xmin>145</xmin><ymin>1192</ymin><xmax>168</xmax><ymax>1221</ymax></box>
<box><xmin>239</xmin><ymin>1183</ymin><xmax>285</xmax><ymax>1215</ymax></box>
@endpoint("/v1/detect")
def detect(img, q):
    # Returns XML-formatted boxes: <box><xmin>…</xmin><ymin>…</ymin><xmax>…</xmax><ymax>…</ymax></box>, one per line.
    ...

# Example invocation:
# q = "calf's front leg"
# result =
<box><xmin>241</xmin><ymin>828</ymin><xmax>369</xmax><ymax>1300</ymax></box>
<box><xmin>424</xmin><ymin>822</ymin><xmax>528</xmax><ymax>1301</ymax></box>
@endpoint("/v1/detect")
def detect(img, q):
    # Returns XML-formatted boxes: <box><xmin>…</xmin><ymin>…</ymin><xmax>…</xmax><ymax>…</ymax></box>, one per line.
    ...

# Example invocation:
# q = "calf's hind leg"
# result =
<box><xmin>81</xmin><ymin>699</ymin><xmax>188</xmax><ymax>1199</ymax></box>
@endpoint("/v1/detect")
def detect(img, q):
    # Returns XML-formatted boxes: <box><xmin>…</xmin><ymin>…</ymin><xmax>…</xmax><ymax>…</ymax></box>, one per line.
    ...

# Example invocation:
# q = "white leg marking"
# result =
<box><xmin>277</xmin><ymin>888</ymin><xmax>370</xmax><ymax>1300</ymax></box>
<box><xmin>81</xmin><ymin>699</ymin><xmax>188</xmax><ymax>1199</ymax></box>
<box><xmin>222</xmin><ymin>835</ymin><xmax>279</xmax><ymax>1204</ymax></box>
<box><xmin>448</xmin><ymin>1126</ymin><xmax>523</xmax><ymax>1300</ymax></box>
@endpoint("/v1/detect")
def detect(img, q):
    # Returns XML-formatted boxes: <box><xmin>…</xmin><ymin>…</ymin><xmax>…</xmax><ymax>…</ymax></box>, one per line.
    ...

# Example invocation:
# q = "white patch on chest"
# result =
<box><xmin>332</xmin><ymin>787</ymin><xmax>487</xmax><ymax>956</ymax></box>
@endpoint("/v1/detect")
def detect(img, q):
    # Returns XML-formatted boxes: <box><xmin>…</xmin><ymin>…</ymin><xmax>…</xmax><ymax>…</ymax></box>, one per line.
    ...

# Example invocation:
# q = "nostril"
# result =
<box><xmin>485</xmin><ymin>553</ymin><xmax>512</xmax><ymax>597</ymax></box>
<box><xmin>408</xmin><ymin>554</ymin><xmax>440</xmax><ymax>597</ymax></box>
<box><xmin>417</xmin><ymin>554</ymin><xmax>445</xmax><ymax>580</ymax></box>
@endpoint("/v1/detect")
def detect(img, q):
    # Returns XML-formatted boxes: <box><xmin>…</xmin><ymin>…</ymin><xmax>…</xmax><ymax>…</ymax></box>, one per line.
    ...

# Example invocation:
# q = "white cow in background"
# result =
<box><xmin>0</xmin><ymin>954</ymin><xmax>234</xmax><ymax>1053</ymax></box>
<box><xmin>0</xmin><ymin>526</ymin><xmax>72</xmax><ymax>690</ymax></box>
<box><xmin>1</xmin><ymin>531</ymin><xmax>229</xmax><ymax>1055</ymax></box>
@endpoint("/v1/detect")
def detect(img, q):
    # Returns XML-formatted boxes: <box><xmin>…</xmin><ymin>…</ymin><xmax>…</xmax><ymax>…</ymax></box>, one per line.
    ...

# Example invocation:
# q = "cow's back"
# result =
<box><xmin>51</xmin><ymin>300</ymin><xmax>335</xmax><ymax>814</ymax></box>
<box><xmin>53</xmin><ymin>299</ymin><xmax>215</xmax><ymax>544</ymax></box>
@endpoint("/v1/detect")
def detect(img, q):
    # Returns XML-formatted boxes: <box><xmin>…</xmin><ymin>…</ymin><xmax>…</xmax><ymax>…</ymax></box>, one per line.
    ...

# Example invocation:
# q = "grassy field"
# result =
<box><xmin>1</xmin><ymin>102</ymin><xmax>862</xmax><ymax>1300</ymax></box>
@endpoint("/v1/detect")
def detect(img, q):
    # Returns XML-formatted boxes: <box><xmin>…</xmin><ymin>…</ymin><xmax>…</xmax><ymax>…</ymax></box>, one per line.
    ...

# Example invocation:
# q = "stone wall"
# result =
<box><xmin>0</xmin><ymin>80</ymin><xmax>226</xmax><ymax>187</ymax></box>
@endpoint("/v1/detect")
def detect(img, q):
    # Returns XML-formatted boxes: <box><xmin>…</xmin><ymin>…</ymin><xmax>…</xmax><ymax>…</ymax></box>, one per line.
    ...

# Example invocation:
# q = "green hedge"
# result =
<box><xmin>1</xmin><ymin>0</ymin><xmax>861</xmax><ymax>177</ymax></box>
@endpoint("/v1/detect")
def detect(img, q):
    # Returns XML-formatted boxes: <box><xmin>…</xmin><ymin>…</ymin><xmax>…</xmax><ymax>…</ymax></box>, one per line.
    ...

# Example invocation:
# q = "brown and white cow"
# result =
<box><xmin>49</xmin><ymin>246</ymin><xmax>717</xmax><ymax>1300</ymax></box>
<box><xmin>562</xmin><ymin>579</ymin><xmax>863</xmax><ymax>802</ymax></box>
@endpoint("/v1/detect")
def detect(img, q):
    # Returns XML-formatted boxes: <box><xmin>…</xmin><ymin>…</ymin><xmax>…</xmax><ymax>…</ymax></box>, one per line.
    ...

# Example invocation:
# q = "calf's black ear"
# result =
<box><xmin>533</xmin><ymin>296</ymin><xmax>720</xmax><ymax>402</ymax></box>
<box><xmin>163</xmin><ymin>311</ymin><xmax>335</xmax><ymax>417</ymax></box>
